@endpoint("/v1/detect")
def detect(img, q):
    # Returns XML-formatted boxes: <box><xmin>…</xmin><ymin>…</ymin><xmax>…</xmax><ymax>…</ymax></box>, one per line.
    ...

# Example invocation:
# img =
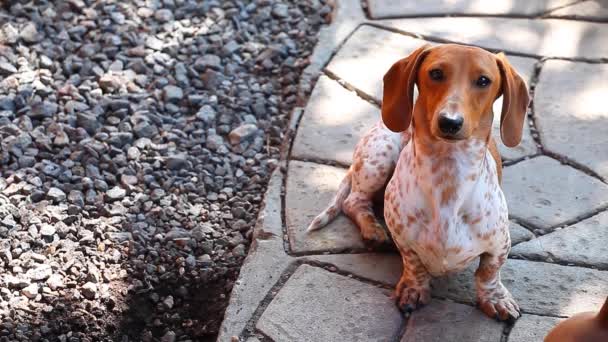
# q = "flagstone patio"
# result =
<box><xmin>218</xmin><ymin>1</ymin><xmax>608</xmax><ymax>341</ymax></box>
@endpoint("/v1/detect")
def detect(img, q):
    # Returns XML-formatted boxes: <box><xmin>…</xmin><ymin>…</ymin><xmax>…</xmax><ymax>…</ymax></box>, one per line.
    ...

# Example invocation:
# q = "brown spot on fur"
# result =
<box><xmin>440</xmin><ymin>184</ymin><xmax>456</xmax><ymax>205</ymax></box>
<box><xmin>353</xmin><ymin>159</ymin><xmax>363</xmax><ymax>172</ymax></box>
<box><xmin>475</xmin><ymin>263</ymin><xmax>499</xmax><ymax>283</ymax></box>
<box><xmin>407</xmin><ymin>215</ymin><xmax>416</xmax><ymax>225</ymax></box>
<box><xmin>431</xmin><ymin>161</ymin><xmax>441</xmax><ymax>174</ymax></box>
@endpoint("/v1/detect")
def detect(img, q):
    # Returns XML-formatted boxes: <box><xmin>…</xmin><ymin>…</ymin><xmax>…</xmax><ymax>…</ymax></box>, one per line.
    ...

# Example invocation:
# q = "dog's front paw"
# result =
<box><xmin>478</xmin><ymin>284</ymin><xmax>520</xmax><ymax>321</ymax></box>
<box><xmin>396</xmin><ymin>286</ymin><xmax>431</xmax><ymax>314</ymax></box>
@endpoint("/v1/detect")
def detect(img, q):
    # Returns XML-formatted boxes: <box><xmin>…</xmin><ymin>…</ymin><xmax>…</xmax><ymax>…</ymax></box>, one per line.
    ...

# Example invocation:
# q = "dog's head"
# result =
<box><xmin>381</xmin><ymin>44</ymin><xmax>530</xmax><ymax>147</ymax></box>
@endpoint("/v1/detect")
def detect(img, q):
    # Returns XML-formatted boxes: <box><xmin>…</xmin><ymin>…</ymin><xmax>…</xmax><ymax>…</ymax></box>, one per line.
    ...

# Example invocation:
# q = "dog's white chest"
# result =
<box><xmin>385</xmin><ymin>144</ymin><xmax>509</xmax><ymax>276</ymax></box>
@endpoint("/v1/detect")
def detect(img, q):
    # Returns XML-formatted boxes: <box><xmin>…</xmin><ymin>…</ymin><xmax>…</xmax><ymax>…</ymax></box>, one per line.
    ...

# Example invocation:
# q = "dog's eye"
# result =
<box><xmin>476</xmin><ymin>76</ymin><xmax>491</xmax><ymax>87</ymax></box>
<box><xmin>429</xmin><ymin>69</ymin><xmax>444</xmax><ymax>81</ymax></box>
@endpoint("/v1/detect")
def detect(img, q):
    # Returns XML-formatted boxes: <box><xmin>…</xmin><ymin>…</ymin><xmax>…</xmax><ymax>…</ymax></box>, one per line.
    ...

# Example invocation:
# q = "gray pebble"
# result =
<box><xmin>47</xmin><ymin>187</ymin><xmax>66</xmax><ymax>202</ymax></box>
<box><xmin>106</xmin><ymin>187</ymin><xmax>126</xmax><ymax>201</ymax></box>
<box><xmin>163</xmin><ymin>85</ymin><xmax>184</xmax><ymax>102</ymax></box>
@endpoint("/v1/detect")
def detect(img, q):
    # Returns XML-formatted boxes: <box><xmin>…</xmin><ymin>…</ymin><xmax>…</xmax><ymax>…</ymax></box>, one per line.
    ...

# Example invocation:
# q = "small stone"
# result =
<box><xmin>145</xmin><ymin>36</ymin><xmax>164</xmax><ymax>51</ymax></box>
<box><xmin>26</xmin><ymin>264</ymin><xmax>52</xmax><ymax>281</ymax></box>
<box><xmin>29</xmin><ymin>101</ymin><xmax>58</xmax><ymax>119</ymax></box>
<box><xmin>229</xmin><ymin>124</ymin><xmax>259</xmax><ymax>145</ymax></box>
<box><xmin>40</xmin><ymin>224</ymin><xmax>56</xmax><ymax>237</ymax></box>
<box><xmin>46</xmin><ymin>274</ymin><xmax>64</xmax><ymax>290</ymax></box>
<box><xmin>222</xmin><ymin>40</ymin><xmax>240</xmax><ymax>55</ymax></box>
<box><xmin>47</xmin><ymin>187</ymin><xmax>66</xmax><ymax>202</ymax></box>
<box><xmin>127</xmin><ymin>146</ymin><xmax>141</xmax><ymax>159</ymax></box>
<box><xmin>6</xmin><ymin>275</ymin><xmax>30</xmax><ymax>289</ymax></box>
<box><xmin>0</xmin><ymin>95</ymin><xmax>15</xmax><ymax>111</ymax></box>
<box><xmin>109</xmin><ymin>232</ymin><xmax>133</xmax><ymax>242</ymax></box>
<box><xmin>42</xmin><ymin>161</ymin><xmax>62</xmax><ymax>177</ymax></box>
<box><xmin>206</xmin><ymin>134</ymin><xmax>224</xmax><ymax>151</ymax></box>
<box><xmin>232</xmin><ymin>244</ymin><xmax>246</xmax><ymax>257</ymax></box>
<box><xmin>162</xmin><ymin>295</ymin><xmax>174</xmax><ymax>310</ymax></box>
<box><xmin>121</xmin><ymin>174</ymin><xmax>138</xmax><ymax>186</ymax></box>
<box><xmin>20</xmin><ymin>22</ymin><xmax>40</xmax><ymax>43</ymax></box>
<box><xmin>137</xmin><ymin>7</ymin><xmax>154</xmax><ymax>17</ymax></box>
<box><xmin>196</xmin><ymin>105</ymin><xmax>216</xmax><ymax>124</ymax></box>
<box><xmin>22</xmin><ymin>283</ymin><xmax>39</xmax><ymax>299</ymax></box>
<box><xmin>0</xmin><ymin>61</ymin><xmax>17</xmax><ymax>76</ymax></box>
<box><xmin>0</xmin><ymin>23</ymin><xmax>18</xmax><ymax>44</ymax></box>
<box><xmin>166</xmin><ymin>154</ymin><xmax>188</xmax><ymax>170</ymax></box>
<box><xmin>161</xmin><ymin>331</ymin><xmax>176</xmax><ymax>342</ymax></box>
<box><xmin>99</xmin><ymin>74</ymin><xmax>122</xmax><ymax>92</ymax></box>
<box><xmin>134</xmin><ymin>121</ymin><xmax>158</xmax><ymax>138</ymax></box>
<box><xmin>68</xmin><ymin>190</ymin><xmax>85</xmax><ymax>207</ymax></box>
<box><xmin>194</xmin><ymin>54</ymin><xmax>222</xmax><ymax>71</ymax></box>
<box><xmin>163</xmin><ymin>85</ymin><xmax>183</xmax><ymax>102</ymax></box>
<box><xmin>165</xmin><ymin>228</ymin><xmax>190</xmax><ymax>240</ymax></box>
<box><xmin>111</xmin><ymin>12</ymin><xmax>126</xmax><ymax>24</ymax></box>
<box><xmin>106</xmin><ymin>187</ymin><xmax>126</xmax><ymax>201</ymax></box>
<box><xmin>81</xmin><ymin>282</ymin><xmax>97</xmax><ymax>299</ymax></box>
<box><xmin>271</xmin><ymin>4</ymin><xmax>289</xmax><ymax>18</ymax></box>
<box><xmin>155</xmin><ymin>9</ymin><xmax>174</xmax><ymax>22</ymax></box>
<box><xmin>39</xmin><ymin>55</ymin><xmax>53</xmax><ymax>69</ymax></box>
<box><xmin>30</xmin><ymin>190</ymin><xmax>45</xmax><ymax>202</ymax></box>
<box><xmin>76</xmin><ymin>113</ymin><xmax>100</xmax><ymax>135</ymax></box>
<box><xmin>19</xmin><ymin>156</ymin><xmax>36</xmax><ymax>168</ymax></box>
<box><xmin>199</xmin><ymin>254</ymin><xmax>212</xmax><ymax>266</ymax></box>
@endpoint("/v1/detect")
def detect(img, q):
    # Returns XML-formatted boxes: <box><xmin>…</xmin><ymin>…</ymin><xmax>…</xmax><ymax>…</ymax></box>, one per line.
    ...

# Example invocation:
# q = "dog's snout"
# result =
<box><xmin>438</xmin><ymin>113</ymin><xmax>464</xmax><ymax>135</ymax></box>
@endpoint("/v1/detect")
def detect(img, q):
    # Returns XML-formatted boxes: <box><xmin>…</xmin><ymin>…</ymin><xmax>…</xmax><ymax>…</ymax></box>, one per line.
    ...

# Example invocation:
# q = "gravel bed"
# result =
<box><xmin>0</xmin><ymin>0</ymin><xmax>329</xmax><ymax>341</ymax></box>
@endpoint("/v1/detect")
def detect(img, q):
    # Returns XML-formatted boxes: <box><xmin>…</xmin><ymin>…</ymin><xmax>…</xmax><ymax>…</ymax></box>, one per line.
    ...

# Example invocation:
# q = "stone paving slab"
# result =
<box><xmin>303</xmin><ymin>252</ymin><xmax>403</xmax><ymax>286</ymax></box>
<box><xmin>546</xmin><ymin>0</ymin><xmax>608</xmax><ymax>21</ymax></box>
<box><xmin>433</xmin><ymin>258</ymin><xmax>608</xmax><ymax>316</ymax></box>
<box><xmin>217</xmin><ymin>170</ymin><xmax>291</xmax><ymax>341</ymax></box>
<box><xmin>326</xmin><ymin>25</ymin><xmax>538</xmax><ymax>161</ymax></box>
<box><xmin>326</xmin><ymin>25</ymin><xmax>429</xmax><ymax>101</ymax></box>
<box><xmin>534</xmin><ymin>60</ymin><xmax>608</xmax><ymax>180</ymax></box>
<box><xmin>502</xmin><ymin>156</ymin><xmax>608</xmax><ymax>230</ymax></box>
<box><xmin>511</xmin><ymin>210</ymin><xmax>608</xmax><ymax>268</ymax></box>
<box><xmin>367</xmin><ymin>0</ymin><xmax>578</xmax><ymax>19</ymax></box>
<box><xmin>286</xmin><ymin>161</ymin><xmax>366</xmax><ymax>254</ymax></box>
<box><xmin>292</xmin><ymin>75</ymin><xmax>380</xmax><ymax>165</ymax></box>
<box><xmin>256</xmin><ymin>264</ymin><xmax>403</xmax><ymax>342</ymax></box>
<box><xmin>509</xmin><ymin>314</ymin><xmax>564</xmax><ymax>342</ymax></box>
<box><xmin>401</xmin><ymin>300</ymin><xmax>504</xmax><ymax>342</ymax></box>
<box><xmin>509</xmin><ymin>221</ymin><xmax>535</xmax><ymax>245</ymax></box>
<box><xmin>380</xmin><ymin>17</ymin><xmax>608</xmax><ymax>59</ymax></box>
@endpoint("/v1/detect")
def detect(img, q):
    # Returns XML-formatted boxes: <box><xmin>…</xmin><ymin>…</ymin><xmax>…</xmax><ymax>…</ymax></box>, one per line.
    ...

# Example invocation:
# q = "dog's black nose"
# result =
<box><xmin>438</xmin><ymin>114</ymin><xmax>464</xmax><ymax>135</ymax></box>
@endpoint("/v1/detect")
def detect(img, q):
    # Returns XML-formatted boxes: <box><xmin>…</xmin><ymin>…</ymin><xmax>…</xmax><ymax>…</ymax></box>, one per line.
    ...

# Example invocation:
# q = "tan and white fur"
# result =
<box><xmin>307</xmin><ymin>44</ymin><xmax>530</xmax><ymax>320</ymax></box>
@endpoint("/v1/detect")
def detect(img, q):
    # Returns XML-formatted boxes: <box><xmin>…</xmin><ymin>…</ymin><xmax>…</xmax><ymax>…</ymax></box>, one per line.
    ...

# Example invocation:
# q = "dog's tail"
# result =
<box><xmin>306</xmin><ymin>170</ymin><xmax>352</xmax><ymax>232</ymax></box>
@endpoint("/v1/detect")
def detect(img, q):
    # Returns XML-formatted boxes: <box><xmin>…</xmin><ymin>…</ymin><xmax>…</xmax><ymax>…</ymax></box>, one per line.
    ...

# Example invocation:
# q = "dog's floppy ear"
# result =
<box><xmin>381</xmin><ymin>44</ymin><xmax>431</xmax><ymax>132</ymax></box>
<box><xmin>495</xmin><ymin>53</ymin><xmax>531</xmax><ymax>147</ymax></box>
